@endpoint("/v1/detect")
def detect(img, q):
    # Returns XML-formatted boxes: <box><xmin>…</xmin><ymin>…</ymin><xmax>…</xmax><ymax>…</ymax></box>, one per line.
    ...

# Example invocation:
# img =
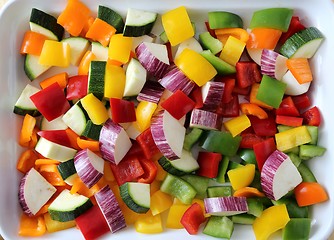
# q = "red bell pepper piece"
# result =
<box><xmin>161</xmin><ymin>90</ymin><xmax>195</xmax><ymax>120</ymax></box>
<box><xmin>109</xmin><ymin>98</ymin><xmax>136</xmax><ymax>123</ymax></box>
<box><xmin>279</xmin><ymin>16</ymin><xmax>306</xmax><ymax>44</ymax></box>
<box><xmin>164</xmin><ymin>42</ymin><xmax>173</xmax><ymax>64</ymax></box>
<box><xmin>196</xmin><ymin>151</ymin><xmax>222</xmax><ymax>178</ymax></box>
<box><xmin>275</xmin><ymin>115</ymin><xmax>303</xmax><ymax>127</ymax></box>
<box><xmin>137</xmin><ymin>158</ymin><xmax>158</xmax><ymax>184</ymax></box>
<box><xmin>239</xmin><ymin>133</ymin><xmax>265</xmax><ymax>149</ymax></box>
<box><xmin>110</xmin><ymin>154</ymin><xmax>144</xmax><ymax>186</ymax></box>
<box><xmin>126</xmin><ymin>141</ymin><xmax>144</xmax><ymax>158</ymax></box>
<box><xmin>220</xmin><ymin>78</ymin><xmax>235</xmax><ymax>103</ymax></box>
<box><xmin>249</xmin><ymin>115</ymin><xmax>277</xmax><ymax>137</ymax></box>
<box><xmin>301</xmin><ymin>106</ymin><xmax>321</xmax><ymax>126</ymax></box>
<box><xmin>30</xmin><ymin>82</ymin><xmax>70</xmax><ymax>121</ymax></box>
<box><xmin>292</xmin><ymin>93</ymin><xmax>311</xmax><ymax>112</ymax></box>
<box><xmin>233</xmin><ymin>85</ymin><xmax>251</xmax><ymax>95</ymax></box>
<box><xmin>75</xmin><ymin>205</ymin><xmax>110</xmax><ymax>240</ymax></box>
<box><xmin>218</xmin><ymin>94</ymin><xmax>240</xmax><ymax>117</ymax></box>
<box><xmin>136</xmin><ymin>127</ymin><xmax>161</xmax><ymax>160</ymax></box>
<box><xmin>253</xmin><ymin>137</ymin><xmax>276</xmax><ymax>172</ymax></box>
<box><xmin>189</xmin><ymin>86</ymin><xmax>203</xmax><ymax>109</ymax></box>
<box><xmin>180</xmin><ymin>203</ymin><xmax>206</xmax><ymax>235</ymax></box>
<box><xmin>236</xmin><ymin>61</ymin><xmax>262</xmax><ymax>88</ymax></box>
<box><xmin>205</xmin><ymin>21</ymin><xmax>216</xmax><ymax>38</ymax></box>
<box><xmin>276</xmin><ymin>96</ymin><xmax>300</xmax><ymax>117</ymax></box>
<box><xmin>66</xmin><ymin>75</ymin><xmax>88</xmax><ymax>100</ymax></box>
<box><xmin>37</xmin><ymin>130</ymin><xmax>72</xmax><ymax>148</ymax></box>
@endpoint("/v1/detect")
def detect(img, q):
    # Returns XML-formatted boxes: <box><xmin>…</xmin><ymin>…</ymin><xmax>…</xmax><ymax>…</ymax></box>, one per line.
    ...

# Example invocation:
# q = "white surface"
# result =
<box><xmin>0</xmin><ymin>0</ymin><xmax>334</xmax><ymax>239</ymax></box>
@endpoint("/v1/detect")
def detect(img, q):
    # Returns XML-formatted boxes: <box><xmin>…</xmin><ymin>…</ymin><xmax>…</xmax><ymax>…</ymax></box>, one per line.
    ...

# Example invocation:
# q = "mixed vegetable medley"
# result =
<box><xmin>14</xmin><ymin>0</ymin><xmax>328</xmax><ymax>239</ymax></box>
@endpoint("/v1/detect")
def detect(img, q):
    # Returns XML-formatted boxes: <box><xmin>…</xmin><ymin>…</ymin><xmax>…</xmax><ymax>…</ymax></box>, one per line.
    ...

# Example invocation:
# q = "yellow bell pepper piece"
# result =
<box><xmin>135</xmin><ymin>101</ymin><xmax>158</xmax><ymax>132</ymax></box>
<box><xmin>224</xmin><ymin>114</ymin><xmax>251</xmax><ymax>137</ymax></box>
<box><xmin>134</xmin><ymin>212</ymin><xmax>163</xmax><ymax>234</ymax></box>
<box><xmin>275</xmin><ymin>126</ymin><xmax>311</xmax><ymax>152</ymax></box>
<box><xmin>39</xmin><ymin>40</ymin><xmax>71</xmax><ymax>67</ymax></box>
<box><xmin>43</xmin><ymin>213</ymin><xmax>75</xmax><ymax>233</ymax></box>
<box><xmin>108</xmin><ymin>34</ymin><xmax>133</xmax><ymax>64</ymax></box>
<box><xmin>80</xmin><ymin>93</ymin><xmax>109</xmax><ymax>125</ymax></box>
<box><xmin>151</xmin><ymin>190</ymin><xmax>173</xmax><ymax>216</ymax></box>
<box><xmin>175</xmin><ymin>48</ymin><xmax>217</xmax><ymax>87</ymax></box>
<box><xmin>220</xmin><ymin>36</ymin><xmax>246</xmax><ymax>66</ymax></box>
<box><xmin>120</xmin><ymin>204</ymin><xmax>141</xmax><ymax>225</ymax></box>
<box><xmin>104</xmin><ymin>62</ymin><xmax>126</xmax><ymax>99</ymax></box>
<box><xmin>166</xmin><ymin>203</ymin><xmax>190</xmax><ymax>229</ymax></box>
<box><xmin>150</xmin><ymin>180</ymin><xmax>161</xmax><ymax>195</ymax></box>
<box><xmin>227</xmin><ymin>164</ymin><xmax>256</xmax><ymax>190</ymax></box>
<box><xmin>253</xmin><ymin>204</ymin><xmax>290</xmax><ymax>240</ymax></box>
<box><xmin>155</xmin><ymin>162</ymin><xmax>167</xmax><ymax>181</ymax></box>
<box><xmin>161</xmin><ymin>6</ymin><xmax>194</xmax><ymax>46</ymax></box>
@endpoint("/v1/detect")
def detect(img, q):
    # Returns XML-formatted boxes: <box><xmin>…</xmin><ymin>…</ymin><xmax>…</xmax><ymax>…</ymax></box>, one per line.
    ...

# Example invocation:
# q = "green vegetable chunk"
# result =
<box><xmin>256</xmin><ymin>75</ymin><xmax>287</xmax><ymax>108</ymax></box>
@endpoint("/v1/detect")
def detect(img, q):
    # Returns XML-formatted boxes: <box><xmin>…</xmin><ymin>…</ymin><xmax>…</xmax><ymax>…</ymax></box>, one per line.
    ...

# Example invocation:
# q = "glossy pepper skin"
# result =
<box><xmin>180</xmin><ymin>203</ymin><xmax>206</xmax><ymax>235</ymax></box>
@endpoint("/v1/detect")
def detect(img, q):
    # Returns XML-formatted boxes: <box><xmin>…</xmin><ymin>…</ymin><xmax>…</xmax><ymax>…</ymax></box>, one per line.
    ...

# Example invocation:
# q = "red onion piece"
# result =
<box><xmin>204</xmin><ymin>196</ymin><xmax>248</xmax><ymax>216</ymax></box>
<box><xmin>99</xmin><ymin>119</ymin><xmax>132</xmax><ymax>165</ymax></box>
<box><xmin>74</xmin><ymin>149</ymin><xmax>104</xmax><ymax>188</ymax></box>
<box><xmin>190</xmin><ymin>109</ymin><xmax>222</xmax><ymax>130</ymax></box>
<box><xmin>201</xmin><ymin>81</ymin><xmax>225</xmax><ymax>112</ymax></box>
<box><xmin>137</xmin><ymin>80</ymin><xmax>165</xmax><ymax>103</ymax></box>
<box><xmin>261</xmin><ymin>49</ymin><xmax>278</xmax><ymax>78</ymax></box>
<box><xmin>95</xmin><ymin>186</ymin><xmax>126</xmax><ymax>233</ymax></box>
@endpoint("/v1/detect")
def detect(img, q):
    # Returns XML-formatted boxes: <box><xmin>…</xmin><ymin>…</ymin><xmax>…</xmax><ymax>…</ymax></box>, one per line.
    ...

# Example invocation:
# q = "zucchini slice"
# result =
<box><xmin>62</xmin><ymin>102</ymin><xmax>88</xmax><ymax>136</ymax></box>
<box><xmin>120</xmin><ymin>182</ymin><xmax>150</xmax><ymax>213</ymax></box>
<box><xmin>61</xmin><ymin>37</ymin><xmax>90</xmax><ymax>66</ymax></box>
<box><xmin>57</xmin><ymin>159</ymin><xmax>78</xmax><ymax>185</ymax></box>
<box><xmin>98</xmin><ymin>5</ymin><xmax>124</xmax><ymax>33</ymax></box>
<box><xmin>88</xmin><ymin>61</ymin><xmax>106</xmax><ymax>99</ymax></box>
<box><xmin>24</xmin><ymin>54</ymin><xmax>50</xmax><ymax>81</ymax></box>
<box><xmin>13</xmin><ymin>84</ymin><xmax>40</xmax><ymax>117</ymax></box>
<box><xmin>123</xmin><ymin>8</ymin><xmax>157</xmax><ymax>37</ymax></box>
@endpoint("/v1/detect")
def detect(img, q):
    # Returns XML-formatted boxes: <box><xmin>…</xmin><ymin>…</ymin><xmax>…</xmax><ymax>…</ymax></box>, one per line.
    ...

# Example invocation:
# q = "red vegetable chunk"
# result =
<box><xmin>66</xmin><ymin>75</ymin><xmax>88</xmax><ymax>100</ymax></box>
<box><xmin>196</xmin><ymin>151</ymin><xmax>222</xmax><ymax>178</ymax></box>
<box><xmin>236</xmin><ymin>61</ymin><xmax>262</xmax><ymax>88</ymax></box>
<box><xmin>37</xmin><ymin>130</ymin><xmax>72</xmax><ymax>148</ymax></box>
<box><xmin>109</xmin><ymin>98</ymin><xmax>136</xmax><ymax>123</ymax></box>
<box><xmin>253</xmin><ymin>137</ymin><xmax>276</xmax><ymax>172</ymax></box>
<box><xmin>136</xmin><ymin>127</ymin><xmax>161</xmax><ymax>160</ymax></box>
<box><xmin>302</xmin><ymin>106</ymin><xmax>321</xmax><ymax>126</ymax></box>
<box><xmin>276</xmin><ymin>96</ymin><xmax>300</xmax><ymax>116</ymax></box>
<box><xmin>180</xmin><ymin>203</ymin><xmax>206</xmax><ymax>235</ymax></box>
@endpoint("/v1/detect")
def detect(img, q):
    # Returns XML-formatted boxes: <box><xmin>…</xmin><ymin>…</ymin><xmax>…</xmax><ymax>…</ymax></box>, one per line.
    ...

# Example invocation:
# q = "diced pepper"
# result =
<box><xmin>150</xmin><ymin>180</ymin><xmax>161</xmax><ymax>195</ymax></box>
<box><xmin>233</xmin><ymin>187</ymin><xmax>265</xmax><ymax>198</ymax></box>
<box><xmin>292</xmin><ymin>93</ymin><xmax>311</xmax><ymax>112</ymax></box>
<box><xmin>205</xmin><ymin>21</ymin><xmax>216</xmax><ymax>38</ymax></box>
<box><xmin>220</xmin><ymin>78</ymin><xmax>235</xmax><ymax>103</ymax></box>
<box><xmin>18</xmin><ymin>214</ymin><xmax>46</xmax><ymax>237</ymax></box>
<box><xmin>276</xmin><ymin>96</ymin><xmax>300</xmax><ymax>117</ymax></box>
<box><xmin>282</xmin><ymin>218</ymin><xmax>311</xmax><ymax>240</ymax></box>
<box><xmin>76</xmin><ymin>137</ymin><xmax>100</xmax><ymax>152</ymax></box>
<box><xmin>236</xmin><ymin>62</ymin><xmax>262</xmax><ymax>88</ymax></box>
<box><xmin>86</xmin><ymin>18</ymin><xmax>116</xmax><ymax>47</ymax></box>
<box><xmin>180</xmin><ymin>203</ymin><xmax>206</xmax><ymax>235</ymax></box>
<box><xmin>196</xmin><ymin>151</ymin><xmax>222</xmax><ymax>178</ymax></box>
<box><xmin>240</xmin><ymin>103</ymin><xmax>268</xmax><ymax>119</ymax></box>
<box><xmin>30</xmin><ymin>83</ymin><xmax>70</xmax><ymax>121</ymax></box>
<box><xmin>219</xmin><ymin>94</ymin><xmax>240</xmax><ymax>117</ymax></box>
<box><xmin>239</xmin><ymin>133</ymin><xmax>265</xmax><ymax>149</ymax></box>
<box><xmin>20</xmin><ymin>31</ymin><xmax>48</xmax><ymax>55</ymax></box>
<box><xmin>137</xmin><ymin>158</ymin><xmax>158</xmax><ymax>184</ymax></box>
<box><xmin>220</xmin><ymin>36</ymin><xmax>246</xmax><ymax>66</ymax></box>
<box><xmin>246</xmin><ymin>28</ymin><xmax>282</xmax><ymax>49</ymax></box>
<box><xmin>161</xmin><ymin>90</ymin><xmax>195</xmax><ymax>120</ymax></box>
<box><xmin>16</xmin><ymin>149</ymin><xmax>39</xmax><ymax>173</ymax></box>
<box><xmin>161</xmin><ymin>6</ymin><xmax>194</xmax><ymax>46</ymax></box>
<box><xmin>250</xmin><ymin>83</ymin><xmax>273</xmax><ymax>110</ymax></box>
<box><xmin>215</xmin><ymin>28</ymin><xmax>249</xmax><ymax>44</ymax></box>
<box><xmin>78</xmin><ymin>50</ymin><xmax>97</xmax><ymax>75</ymax></box>
<box><xmin>108</xmin><ymin>34</ymin><xmax>133</xmax><ymax>63</ymax></box>
<box><xmin>227</xmin><ymin>164</ymin><xmax>255</xmax><ymax>190</ymax></box>
<box><xmin>38</xmin><ymin>164</ymin><xmax>66</xmax><ymax>186</ymax></box>
<box><xmin>150</xmin><ymin>190</ymin><xmax>173</xmax><ymax>216</ymax></box>
<box><xmin>19</xmin><ymin>114</ymin><xmax>37</xmax><ymax>148</ymax></box>
<box><xmin>166</xmin><ymin>204</ymin><xmax>190</xmax><ymax>229</ymax></box>
<box><xmin>104</xmin><ymin>63</ymin><xmax>126</xmax><ymax>99</ymax></box>
<box><xmin>40</xmin><ymin>72</ymin><xmax>68</xmax><ymax>90</ymax></box>
<box><xmin>120</xmin><ymin>203</ymin><xmax>141</xmax><ymax>225</ymax></box>
<box><xmin>253</xmin><ymin>137</ymin><xmax>276</xmax><ymax>172</ymax></box>
<box><xmin>175</xmin><ymin>48</ymin><xmax>217</xmax><ymax>87</ymax></box>
<box><xmin>189</xmin><ymin>86</ymin><xmax>204</xmax><ymax>109</ymax></box>
<box><xmin>155</xmin><ymin>161</ymin><xmax>167</xmax><ymax>181</ymax></box>
<box><xmin>249</xmin><ymin>115</ymin><xmax>277</xmax><ymax>137</ymax></box>
<box><xmin>136</xmin><ymin>127</ymin><xmax>161</xmax><ymax>160</ymax></box>
<box><xmin>43</xmin><ymin>213</ymin><xmax>76</xmax><ymax>233</ymax></box>
<box><xmin>275</xmin><ymin>115</ymin><xmax>303</xmax><ymax>127</ymax></box>
<box><xmin>135</xmin><ymin>101</ymin><xmax>158</xmax><ymax>132</ymax></box>
<box><xmin>80</xmin><ymin>93</ymin><xmax>109</xmax><ymax>125</ymax></box>
<box><xmin>280</xmin><ymin>16</ymin><xmax>306</xmax><ymax>44</ymax></box>
<box><xmin>253</xmin><ymin>204</ymin><xmax>290</xmax><ymax>240</ymax></box>
<box><xmin>38</xmin><ymin>40</ymin><xmax>71</xmax><ymax>67</ymax></box>
<box><xmin>66</xmin><ymin>75</ymin><xmax>88</xmax><ymax>100</ymax></box>
<box><xmin>110</xmin><ymin>98</ymin><xmax>136</xmax><ymax>123</ymax></box>
<box><xmin>286</xmin><ymin>58</ymin><xmax>313</xmax><ymax>84</ymax></box>
<box><xmin>134</xmin><ymin>212</ymin><xmax>163</xmax><ymax>234</ymax></box>
<box><xmin>275</xmin><ymin>126</ymin><xmax>311</xmax><ymax>152</ymax></box>
<box><xmin>224</xmin><ymin>114</ymin><xmax>251</xmax><ymax>137</ymax></box>
<box><xmin>80</xmin><ymin>16</ymin><xmax>95</xmax><ymax>38</ymax></box>
<box><xmin>294</xmin><ymin>182</ymin><xmax>329</xmax><ymax>207</ymax></box>
<box><xmin>301</xmin><ymin>106</ymin><xmax>321</xmax><ymax>126</ymax></box>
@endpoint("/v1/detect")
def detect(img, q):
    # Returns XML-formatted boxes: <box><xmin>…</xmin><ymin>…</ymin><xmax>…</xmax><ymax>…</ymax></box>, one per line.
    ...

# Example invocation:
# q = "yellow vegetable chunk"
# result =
<box><xmin>134</xmin><ymin>212</ymin><xmax>163</xmax><ymax>234</ymax></box>
<box><xmin>166</xmin><ymin>203</ymin><xmax>190</xmax><ymax>229</ymax></box>
<box><xmin>43</xmin><ymin>213</ymin><xmax>75</xmax><ymax>233</ymax></box>
<box><xmin>104</xmin><ymin>63</ymin><xmax>126</xmax><ymax>99</ymax></box>
<box><xmin>151</xmin><ymin>190</ymin><xmax>173</xmax><ymax>216</ymax></box>
<box><xmin>220</xmin><ymin>36</ymin><xmax>246</xmax><ymax>66</ymax></box>
<box><xmin>162</xmin><ymin>6</ymin><xmax>194</xmax><ymax>46</ymax></box>
<box><xmin>39</xmin><ymin>40</ymin><xmax>71</xmax><ymax>67</ymax></box>
<box><xmin>175</xmin><ymin>48</ymin><xmax>217</xmax><ymax>87</ymax></box>
<box><xmin>227</xmin><ymin>164</ymin><xmax>256</xmax><ymax>190</ymax></box>
<box><xmin>80</xmin><ymin>93</ymin><xmax>109</xmax><ymax>125</ymax></box>
<box><xmin>224</xmin><ymin>114</ymin><xmax>251</xmax><ymax>137</ymax></box>
<box><xmin>275</xmin><ymin>126</ymin><xmax>311</xmax><ymax>152</ymax></box>
<box><xmin>253</xmin><ymin>204</ymin><xmax>290</xmax><ymax>240</ymax></box>
<box><xmin>108</xmin><ymin>34</ymin><xmax>133</xmax><ymax>64</ymax></box>
<box><xmin>135</xmin><ymin>101</ymin><xmax>158</xmax><ymax>132</ymax></box>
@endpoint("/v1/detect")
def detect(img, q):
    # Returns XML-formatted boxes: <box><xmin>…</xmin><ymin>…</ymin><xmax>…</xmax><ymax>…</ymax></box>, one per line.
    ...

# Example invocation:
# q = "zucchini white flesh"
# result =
<box><xmin>62</xmin><ymin>102</ymin><xmax>87</xmax><ymax>135</ymax></box>
<box><xmin>40</xmin><ymin>115</ymin><xmax>68</xmax><ymax>130</ymax></box>
<box><xmin>261</xmin><ymin>150</ymin><xmax>302</xmax><ymax>200</ymax></box>
<box><xmin>48</xmin><ymin>189</ymin><xmax>93</xmax><ymax>222</ymax></box>
<box><xmin>29</xmin><ymin>8</ymin><xmax>64</xmax><ymax>41</ymax></box>
<box><xmin>280</xmin><ymin>27</ymin><xmax>324</xmax><ymax>59</ymax></box>
<box><xmin>123</xmin><ymin>8</ymin><xmax>158</xmax><ymax>37</ymax></box>
<box><xmin>158</xmin><ymin>149</ymin><xmax>200</xmax><ymax>176</ymax></box>
<box><xmin>57</xmin><ymin>159</ymin><xmax>77</xmax><ymax>186</ymax></box>
<box><xmin>19</xmin><ymin>168</ymin><xmax>57</xmax><ymax>216</ymax></box>
<box><xmin>120</xmin><ymin>182</ymin><xmax>150</xmax><ymax>213</ymax></box>
<box><xmin>91</xmin><ymin>42</ymin><xmax>109</xmax><ymax>61</ymax></box>
<box><xmin>35</xmin><ymin>137</ymin><xmax>77</xmax><ymax>162</ymax></box>
<box><xmin>24</xmin><ymin>54</ymin><xmax>50</xmax><ymax>81</ymax></box>
<box><xmin>13</xmin><ymin>84</ymin><xmax>40</xmax><ymax>116</ymax></box>
<box><xmin>175</xmin><ymin>37</ymin><xmax>203</xmax><ymax>59</ymax></box>
<box><xmin>88</xmin><ymin>61</ymin><xmax>106</xmax><ymax>100</ymax></box>
<box><xmin>98</xmin><ymin>5</ymin><xmax>124</xmax><ymax>33</ymax></box>
<box><xmin>131</xmin><ymin>34</ymin><xmax>155</xmax><ymax>52</ymax></box>
<box><xmin>151</xmin><ymin>110</ymin><xmax>186</xmax><ymax>160</ymax></box>
<box><xmin>99</xmin><ymin>119</ymin><xmax>132</xmax><ymax>165</ymax></box>
<box><xmin>281</xmin><ymin>70</ymin><xmax>311</xmax><ymax>96</ymax></box>
<box><xmin>74</xmin><ymin>149</ymin><xmax>104</xmax><ymax>188</ymax></box>
<box><xmin>61</xmin><ymin>37</ymin><xmax>90</xmax><ymax>66</ymax></box>
<box><xmin>204</xmin><ymin>196</ymin><xmax>248</xmax><ymax>216</ymax></box>
<box><xmin>124</xmin><ymin>58</ymin><xmax>147</xmax><ymax>97</ymax></box>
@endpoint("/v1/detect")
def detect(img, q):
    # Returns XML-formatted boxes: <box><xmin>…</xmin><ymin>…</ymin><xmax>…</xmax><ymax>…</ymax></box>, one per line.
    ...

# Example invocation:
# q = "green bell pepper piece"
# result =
<box><xmin>183</xmin><ymin>127</ymin><xmax>203</xmax><ymax>151</ymax></box>
<box><xmin>207</xmin><ymin>186</ymin><xmax>232</xmax><ymax>198</ymax></box>
<box><xmin>208</xmin><ymin>11</ymin><xmax>243</xmax><ymax>29</ymax></box>
<box><xmin>238</xmin><ymin>149</ymin><xmax>257</xmax><ymax>165</ymax></box>
<box><xmin>282</xmin><ymin>218</ymin><xmax>311</xmax><ymax>240</ymax></box>
<box><xmin>297</xmin><ymin>162</ymin><xmax>317</xmax><ymax>182</ymax></box>
<box><xmin>203</xmin><ymin>216</ymin><xmax>234</xmax><ymax>239</ymax></box>
<box><xmin>216</xmin><ymin>156</ymin><xmax>230</xmax><ymax>183</ymax></box>
<box><xmin>256</xmin><ymin>75</ymin><xmax>286</xmax><ymax>109</ymax></box>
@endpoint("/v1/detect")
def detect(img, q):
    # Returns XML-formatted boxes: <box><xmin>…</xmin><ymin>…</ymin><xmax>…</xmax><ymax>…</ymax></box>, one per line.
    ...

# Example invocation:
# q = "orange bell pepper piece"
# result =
<box><xmin>294</xmin><ymin>182</ymin><xmax>329</xmax><ymax>207</ymax></box>
<box><xmin>57</xmin><ymin>0</ymin><xmax>91</xmax><ymax>36</ymax></box>
<box><xmin>38</xmin><ymin>164</ymin><xmax>66</xmax><ymax>186</ymax></box>
<box><xmin>80</xmin><ymin>16</ymin><xmax>95</xmax><ymax>38</ymax></box>
<box><xmin>286</xmin><ymin>58</ymin><xmax>313</xmax><ymax>84</ymax></box>
<box><xmin>20</xmin><ymin>31</ymin><xmax>48</xmax><ymax>56</ymax></box>
<box><xmin>77</xmin><ymin>137</ymin><xmax>100</xmax><ymax>152</ymax></box>
<box><xmin>78</xmin><ymin>50</ymin><xmax>96</xmax><ymax>75</ymax></box>
<box><xmin>19</xmin><ymin>114</ymin><xmax>37</xmax><ymax>148</ymax></box>
<box><xmin>86</xmin><ymin>18</ymin><xmax>116</xmax><ymax>47</ymax></box>
<box><xmin>16</xmin><ymin>149</ymin><xmax>39</xmax><ymax>174</ymax></box>
<box><xmin>233</xmin><ymin>186</ymin><xmax>265</xmax><ymax>198</ymax></box>
<box><xmin>18</xmin><ymin>214</ymin><xmax>46</xmax><ymax>237</ymax></box>
<box><xmin>35</xmin><ymin>159</ymin><xmax>60</xmax><ymax>167</ymax></box>
<box><xmin>240</xmin><ymin>103</ymin><xmax>268</xmax><ymax>119</ymax></box>
<box><xmin>246</xmin><ymin>28</ymin><xmax>282</xmax><ymax>49</ymax></box>
<box><xmin>65</xmin><ymin>128</ymin><xmax>81</xmax><ymax>150</ymax></box>
<box><xmin>215</xmin><ymin>28</ymin><xmax>249</xmax><ymax>45</ymax></box>
<box><xmin>103</xmin><ymin>161</ymin><xmax>115</xmax><ymax>182</ymax></box>
<box><xmin>40</xmin><ymin>72</ymin><xmax>68</xmax><ymax>89</ymax></box>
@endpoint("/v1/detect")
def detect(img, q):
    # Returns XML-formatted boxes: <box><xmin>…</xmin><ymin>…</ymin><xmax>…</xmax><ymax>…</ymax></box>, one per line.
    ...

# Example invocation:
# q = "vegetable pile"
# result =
<box><xmin>14</xmin><ymin>1</ymin><xmax>328</xmax><ymax>239</ymax></box>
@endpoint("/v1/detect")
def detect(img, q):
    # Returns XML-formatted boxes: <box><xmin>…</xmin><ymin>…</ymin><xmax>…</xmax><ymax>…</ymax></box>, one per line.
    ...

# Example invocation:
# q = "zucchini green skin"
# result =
<box><xmin>119</xmin><ymin>182</ymin><xmax>150</xmax><ymax>213</ymax></box>
<box><xmin>158</xmin><ymin>156</ymin><xmax>188</xmax><ymax>176</ymax></box>
<box><xmin>81</xmin><ymin>120</ymin><xmax>102</xmax><ymax>141</ymax></box>
<box><xmin>200</xmin><ymin>50</ymin><xmax>236</xmax><ymax>75</ymax></box>
<box><xmin>98</xmin><ymin>5</ymin><xmax>124</xmax><ymax>33</ymax></box>
<box><xmin>123</xmin><ymin>23</ymin><xmax>156</xmax><ymax>37</ymax></box>
<box><xmin>57</xmin><ymin>159</ymin><xmax>76</xmax><ymax>181</ymax></box>
<box><xmin>88</xmin><ymin>61</ymin><xmax>106</xmax><ymax>100</ymax></box>
<box><xmin>13</xmin><ymin>106</ymin><xmax>40</xmax><ymax>117</ymax></box>
<box><xmin>123</xmin><ymin>9</ymin><xmax>157</xmax><ymax>37</ymax></box>
<box><xmin>48</xmin><ymin>200</ymin><xmax>93</xmax><ymax>222</ymax></box>
<box><xmin>30</xmin><ymin>8</ymin><xmax>64</xmax><ymax>41</ymax></box>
